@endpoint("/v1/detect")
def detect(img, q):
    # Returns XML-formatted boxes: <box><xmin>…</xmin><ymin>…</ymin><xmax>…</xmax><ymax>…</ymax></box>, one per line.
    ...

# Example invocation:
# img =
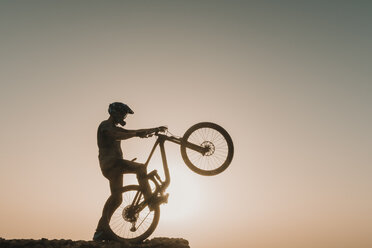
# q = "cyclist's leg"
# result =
<box><xmin>96</xmin><ymin>168</ymin><xmax>123</xmax><ymax>235</ymax></box>
<box><xmin>117</xmin><ymin>159</ymin><xmax>152</xmax><ymax>201</ymax></box>
<box><xmin>96</xmin><ymin>159</ymin><xmax>152</xmax><ymax>236</ymax></box>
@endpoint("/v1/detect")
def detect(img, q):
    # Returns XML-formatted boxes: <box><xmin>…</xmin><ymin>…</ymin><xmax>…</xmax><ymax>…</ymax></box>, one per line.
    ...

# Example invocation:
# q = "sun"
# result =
<box><xmin>160</xmin><ymin>165</ymin><xmax>206</xmax><ymax>222</ymax></box>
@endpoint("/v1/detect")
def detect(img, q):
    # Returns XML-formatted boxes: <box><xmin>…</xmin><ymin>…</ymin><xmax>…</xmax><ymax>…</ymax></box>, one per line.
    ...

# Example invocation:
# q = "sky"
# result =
<box><xmin>0</xmin><ymin>1</ymin><xmax>371</xmax><ymax>248</ymax></box>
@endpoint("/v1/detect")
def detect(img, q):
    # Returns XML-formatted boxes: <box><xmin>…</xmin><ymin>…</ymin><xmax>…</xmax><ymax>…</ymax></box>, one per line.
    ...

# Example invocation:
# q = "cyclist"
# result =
<box><xmin>93</xmin><ymin>102</ymin><xmax>167</xmax><ymax>241</ymax></box>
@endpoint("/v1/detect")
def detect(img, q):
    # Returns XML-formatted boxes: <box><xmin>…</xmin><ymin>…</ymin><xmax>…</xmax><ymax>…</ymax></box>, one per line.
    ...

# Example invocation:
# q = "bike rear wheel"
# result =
<box><xmin>181</xmin><ymin>122</ymin><xmax>234</xmax><ymax>176</ymax></box>
<box><xmin>106</xmin><ymin>185</ymin><xmax>160</xmax><ymax>243</ymax></box>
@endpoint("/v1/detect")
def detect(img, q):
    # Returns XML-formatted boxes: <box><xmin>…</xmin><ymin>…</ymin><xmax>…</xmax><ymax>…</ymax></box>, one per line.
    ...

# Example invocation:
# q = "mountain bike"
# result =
<box><xmin>104</xmin><ymin>122</ymin><xmax>234</xmax><ymax>243</ymax></box>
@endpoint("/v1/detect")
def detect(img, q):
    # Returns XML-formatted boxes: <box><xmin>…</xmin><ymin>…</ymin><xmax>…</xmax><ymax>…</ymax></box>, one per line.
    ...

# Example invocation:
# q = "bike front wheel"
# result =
<box><xmin>181</xmin><ymin>122</ymin><xmax>234</xmax><ymax>176</ymax></box>
<box><xmin>106</xmin><ymin>185</ymin><xmax>160</xmax><ymax>243</ymax></box>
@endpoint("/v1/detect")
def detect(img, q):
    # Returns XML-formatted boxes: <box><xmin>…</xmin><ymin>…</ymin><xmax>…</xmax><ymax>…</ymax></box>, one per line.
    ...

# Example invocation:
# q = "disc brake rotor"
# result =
<box><xmin>201</xmin><ymin>141</ymin><xmax>215</xmax><ymax>156</ymax></box>
<box><xmin>122</xmin><ymin>205</ymin><xmax>139</xmax><ymax>222</ymax></box>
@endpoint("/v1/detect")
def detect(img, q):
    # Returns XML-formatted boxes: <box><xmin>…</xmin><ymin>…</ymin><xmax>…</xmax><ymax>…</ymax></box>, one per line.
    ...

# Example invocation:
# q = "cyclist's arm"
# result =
<box><xmin>110</xmin><ymin>127</ymin><xmax>161</xmax><ymax>140</ymax></box>
<box><xmin>133</xmin><ymin>127</ymin><xmax>161</xmax><ymax>138</ymax></box>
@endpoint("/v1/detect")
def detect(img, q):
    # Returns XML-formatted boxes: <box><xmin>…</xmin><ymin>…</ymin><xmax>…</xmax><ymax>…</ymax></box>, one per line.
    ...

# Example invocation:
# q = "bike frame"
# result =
<box><xmin>144</xmin><ymin>133</ymin><xmax>208</xmax><ymax>192</ymax></box>
<box><xmin>130</xmin><ymin>133</ymin><xmax>209</xmax><ymax>213</ymax></box>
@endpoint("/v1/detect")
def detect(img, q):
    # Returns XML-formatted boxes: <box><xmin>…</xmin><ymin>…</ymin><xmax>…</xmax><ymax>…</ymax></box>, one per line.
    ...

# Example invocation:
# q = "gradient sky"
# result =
<box><xmin>0</xmin><ymin>1</ymin><xmax>371</xmax><ymax>248</ymax></box>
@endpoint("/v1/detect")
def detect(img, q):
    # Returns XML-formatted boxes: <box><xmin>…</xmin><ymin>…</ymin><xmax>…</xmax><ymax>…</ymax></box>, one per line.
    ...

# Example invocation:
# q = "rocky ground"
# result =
<box><xmin>0</xmin><ymin>237</ymin><xmax>190</xmax><ymax>248</ymax></box>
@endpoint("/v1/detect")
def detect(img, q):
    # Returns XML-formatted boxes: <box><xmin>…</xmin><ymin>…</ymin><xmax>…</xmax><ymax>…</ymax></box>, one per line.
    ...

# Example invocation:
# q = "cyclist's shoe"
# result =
<box><xmin>149</xmin><ymin>193</ymin><xmax>169</xmax><ymax>211</ymax></box>
<box><xmin>93</xmin><ymin>230</ymin><xmax>111</xmax><ymax>242</ymax></box>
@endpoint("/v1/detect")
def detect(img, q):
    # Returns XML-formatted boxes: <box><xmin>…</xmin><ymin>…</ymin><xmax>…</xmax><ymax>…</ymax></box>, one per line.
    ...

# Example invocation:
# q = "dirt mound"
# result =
<box><xmin>0</xmin><ymin>237</ymin><xmax>190</xmax><ymax>248</ymax></box>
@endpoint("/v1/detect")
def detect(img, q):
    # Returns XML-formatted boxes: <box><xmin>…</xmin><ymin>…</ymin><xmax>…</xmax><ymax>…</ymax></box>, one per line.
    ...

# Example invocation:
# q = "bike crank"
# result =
<box><xmin>130</xmin><ymin>211</ymin><xmax>152</xmax><ymax>232</ymax></box>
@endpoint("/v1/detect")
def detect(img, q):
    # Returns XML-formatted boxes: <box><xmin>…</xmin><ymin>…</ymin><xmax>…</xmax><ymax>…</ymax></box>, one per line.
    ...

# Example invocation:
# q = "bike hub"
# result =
<box><xmin>201</xmin><ymin>141</ymin><xmax>215</xmax><ymax>156</ymax></box>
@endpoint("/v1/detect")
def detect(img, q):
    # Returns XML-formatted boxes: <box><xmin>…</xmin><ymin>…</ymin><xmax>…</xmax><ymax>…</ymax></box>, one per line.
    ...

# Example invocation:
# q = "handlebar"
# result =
<box><xmin>142</xmin><ymin>129</ymin><xmax>165</xmax><ymax>138</ymax></box>
<box><xmin>141</xmin><ymin>129</ymin><xmax>182</xmax><ymax>141</ymax></box>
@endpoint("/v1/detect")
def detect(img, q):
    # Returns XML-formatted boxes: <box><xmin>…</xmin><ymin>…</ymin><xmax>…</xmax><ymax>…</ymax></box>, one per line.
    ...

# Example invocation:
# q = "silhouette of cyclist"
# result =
<box><xmin>93</xmin><ymin>102</ymin><xmax>167</xmax><ymax>241</ymax></box>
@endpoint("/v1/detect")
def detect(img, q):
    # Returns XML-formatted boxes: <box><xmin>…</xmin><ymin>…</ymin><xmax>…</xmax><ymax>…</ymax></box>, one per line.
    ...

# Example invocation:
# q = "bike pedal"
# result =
<box><xmin>162</xmin><ymin>193</ymin><xmax>169</xmax><ymax>204</ymax></box>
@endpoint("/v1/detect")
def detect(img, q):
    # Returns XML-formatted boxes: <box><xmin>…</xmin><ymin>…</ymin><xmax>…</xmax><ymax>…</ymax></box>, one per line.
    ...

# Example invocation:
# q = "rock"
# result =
<box><xmin>140</xmin><ymin>238</ymin><xmax>189</xmax><ymax>248</ymax></box>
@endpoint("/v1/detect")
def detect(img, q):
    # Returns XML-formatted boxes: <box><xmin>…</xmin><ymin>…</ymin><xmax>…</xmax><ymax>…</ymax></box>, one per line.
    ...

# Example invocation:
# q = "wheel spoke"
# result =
<box><xmin>186</xmin><ymin>127</ymin><xmax>228</xmax><ymax>170</ymax></box>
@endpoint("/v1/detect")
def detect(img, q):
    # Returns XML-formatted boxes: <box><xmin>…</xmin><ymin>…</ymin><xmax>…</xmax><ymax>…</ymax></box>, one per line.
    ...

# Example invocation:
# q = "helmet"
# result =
<box><xmin>108</xmin><ymin>102</ymin><xmax>134</xmax><ymax>116</ymax></box>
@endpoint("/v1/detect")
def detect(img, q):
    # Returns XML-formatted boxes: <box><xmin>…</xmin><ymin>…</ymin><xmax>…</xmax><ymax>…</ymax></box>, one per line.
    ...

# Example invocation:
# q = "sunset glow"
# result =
<box><xmin>1</xmin><ymin>1</ymin><xmax>371</xmax><ymax>248</ymax></box>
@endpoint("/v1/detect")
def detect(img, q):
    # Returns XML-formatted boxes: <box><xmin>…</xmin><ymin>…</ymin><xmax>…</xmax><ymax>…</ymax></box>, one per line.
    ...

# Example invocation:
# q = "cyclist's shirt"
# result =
<box><xmin>97</xmin><ymin>120</ymin><xmax>123</xmax><ymax>172</ymax></box>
